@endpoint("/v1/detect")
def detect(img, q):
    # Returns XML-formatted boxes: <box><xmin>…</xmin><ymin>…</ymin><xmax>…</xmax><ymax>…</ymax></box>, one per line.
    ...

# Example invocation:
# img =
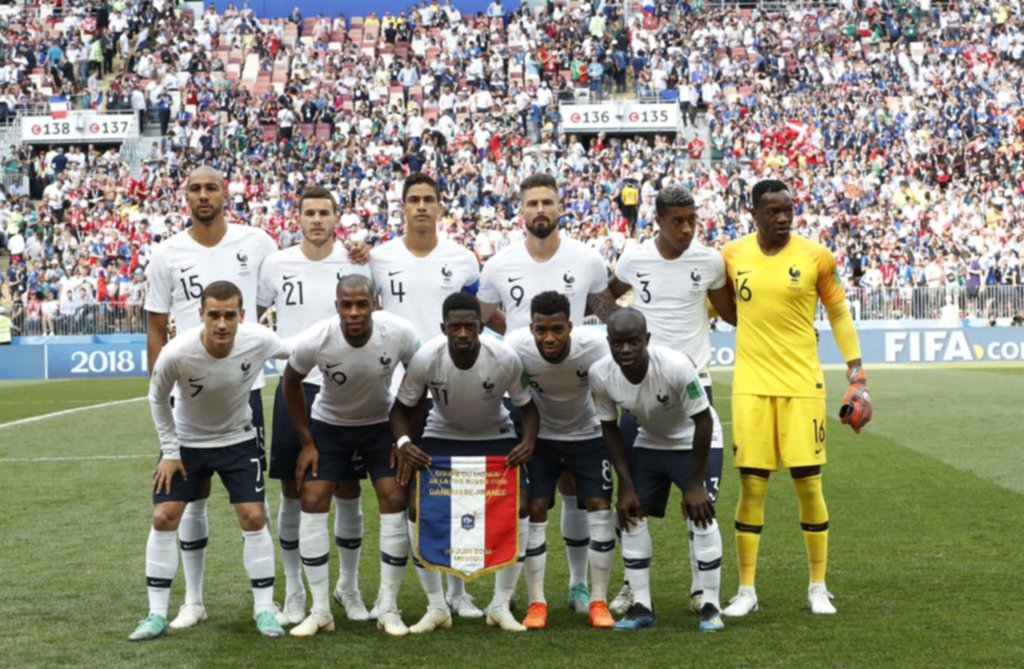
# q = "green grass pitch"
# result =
<box><xmin>0</xmin><ymin>367</ymin><xmax>1022</xmax><ymax>668</ymax></box>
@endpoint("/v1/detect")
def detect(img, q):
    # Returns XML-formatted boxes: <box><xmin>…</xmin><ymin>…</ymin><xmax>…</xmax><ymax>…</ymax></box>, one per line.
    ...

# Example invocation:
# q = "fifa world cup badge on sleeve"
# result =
<box><xmin>415</xmin><ymin>456</ymin><xmax>520</xmax><ymax>581</ymax></box>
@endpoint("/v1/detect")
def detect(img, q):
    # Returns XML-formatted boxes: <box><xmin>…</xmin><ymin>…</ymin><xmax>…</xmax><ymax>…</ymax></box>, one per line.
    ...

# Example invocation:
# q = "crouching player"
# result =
<box><xmin>130</xmin><ymin>281</ymin><xmax>292</xmax><ymax>640</ymax></box>
<box><xmin>589</xmin><ymin>309</ymin><xmax>726</xmax><ymax>632</ymax></box>
<box><xmin>284</xmin><ymin>275</ymin><xmax>420</xmax><ymax>637</ymax></box>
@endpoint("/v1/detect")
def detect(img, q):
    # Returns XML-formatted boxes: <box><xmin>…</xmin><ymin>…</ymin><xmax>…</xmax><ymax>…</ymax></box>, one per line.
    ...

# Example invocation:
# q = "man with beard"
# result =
<box><xmin>144</xmin><ymin>165</ymin><xmax>277</xmax><ymax>630</ymax></box>
<box><xmin>478</xmin><ymin>173</ymin><xmax>621</xmax><ymax>616</ymax></box>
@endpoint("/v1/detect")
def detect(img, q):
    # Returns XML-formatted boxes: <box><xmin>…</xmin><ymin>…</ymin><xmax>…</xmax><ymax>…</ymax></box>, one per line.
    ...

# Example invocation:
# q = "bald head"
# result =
<box><xmin>336</xmin><ymin>273</ymin><xmax>375</xmax><ymax>298</ymax></box>
<box><xmin>187</xmin><ymin>165</ymin><xmax>224</xmax><ymax>185</ymax></box>
<box><xmin>607</xmin><ymin>308</ymin><xmax>647</xmax><ymax>340</ymax></box>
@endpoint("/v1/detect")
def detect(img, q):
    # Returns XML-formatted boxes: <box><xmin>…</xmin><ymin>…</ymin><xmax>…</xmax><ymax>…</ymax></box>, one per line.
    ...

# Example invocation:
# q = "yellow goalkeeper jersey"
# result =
<box><xmin>722</xmin><ymin>233</ymin><xmax>847</xmax><ymax>398</ymax></box>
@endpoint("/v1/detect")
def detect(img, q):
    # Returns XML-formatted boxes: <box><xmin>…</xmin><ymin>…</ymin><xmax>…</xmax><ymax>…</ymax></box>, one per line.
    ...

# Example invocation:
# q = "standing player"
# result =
<box><xmin>391</xmin><ymin>293</ymin><xmax>540</xmax><ymax>633</ymax></box>
<box><xmin>257</xmin><ymin>186</ymin><xmax>371</xmax><ymax>625</ymax></box>
<box><xmin>369</xmin><ymin>172</ymin><xmax>492</xmax><ymax>618</ymax></box>
<box><xmin>129</xmin><ymin>281</ymin><xmax>291</xmax><ymax>641</ymax></box>
<box><xmin>720</xmin><ymin>180</ymin><xmax>872</xmax><ymax>618</ymax></box>
<box><xmin>504</xmin><ymin>292</ymin><xmax>616</xmax><ymax>630</ymax></box>
<box><xmin>606</xmin><ymin>185</ymin><xmax>735</xmax><ymax>615</ymax></box>
<box><xmin>283</xmin><ymin>275</ymin><xmax>419</xmax><ymax>638</ymax></box>
<box><xmin>478</xmin><ymin>173</ymin><xmax>621</xmax><ymax>614</ymax></box>
<box><xmin>589</xmin><ymin>309</ymin><xmax>726</xmax><ymax>632</ymax></box>
<box><xmin>144</xmin><ymin>166</ymin><xmax>277</xmax><ymax>630</ymax></box>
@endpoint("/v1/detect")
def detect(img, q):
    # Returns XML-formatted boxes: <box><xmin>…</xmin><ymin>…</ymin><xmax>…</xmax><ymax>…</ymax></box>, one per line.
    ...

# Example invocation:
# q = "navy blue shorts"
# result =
<box><xmin>528</xmin><ymin>437</ymin><xmax>611</xmax><ymax>504</ymax></box>
<box><xmin>153</xmin><ymin>439</ymin><xmax>265</xmax><ymax>505</ymax></box>
<box><xmin>420</xmin><ymin>436</ymin><xmax>528</xmax><ymax>488</ymax></box>
<box><xmin>308</xmin><ymin>420</ymin><xmax>394</xmax><ymax>483</ymax></box>
<box><xmin>632</xmin><ymin>447</ymin><xmax>724</xmax><ymax>518</ymax></box>
<box><xmin>268</xmin><ymin>380</ymin><xmax>320</xmax><ymax>480</ymax></box>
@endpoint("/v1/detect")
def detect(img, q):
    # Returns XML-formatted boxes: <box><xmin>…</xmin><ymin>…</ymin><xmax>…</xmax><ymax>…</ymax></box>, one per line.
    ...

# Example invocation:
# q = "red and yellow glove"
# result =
<box><xmin>839</xmin><ymin>366</ymin><xmax>872</xmax><ymax>433</ymax></box>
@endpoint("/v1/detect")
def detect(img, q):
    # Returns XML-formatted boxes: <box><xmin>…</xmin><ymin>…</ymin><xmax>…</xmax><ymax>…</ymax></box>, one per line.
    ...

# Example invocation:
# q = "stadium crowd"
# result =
<box><xmin>2</xmin><ymin>0</ymin><xmax>1024</xmax><ymax>335</ymax></box>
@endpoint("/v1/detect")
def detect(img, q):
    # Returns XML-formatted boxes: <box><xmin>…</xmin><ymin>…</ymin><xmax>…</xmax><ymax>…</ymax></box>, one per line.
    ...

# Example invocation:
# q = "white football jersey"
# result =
<box><xmin>257</xmin><ymin>244</ymin><xmax>370</xmax><ymax>383</ymax></box>
<box><xmin>145</xmin><ymin>224</ymin><xmax>278</xmax><ymax>389</ymax></box>
<box><xmin>149</xmin><ymin>322</ymin><xmax>291</xmax><ymax>457</ymax></box>
<box><xmin>504</xmin><ymin>326</ymin><xmax>608</xmax><ymax>440</ymax></box>
<box><xmin>614</xmin><ymin>240</ymin><xmax>725</xmax><ymax>375</ymax></box>
<box><xmin>589</xmin><ymin>345</ymin><xmax>720</xmax><ymax>451</ymax></box>
<box><xmin>370</xmin><ymin>237</ymin><xmax>480</xmax><ymax>343</ymax></box>
<box><xmin>397</xmin><ymin>335</ymin><xmax>532</xmax><ymax>441</ymax></box>
<box><xmin>288</xmin><ymin>311</ymin><xmax>419</xmax><ymax>427</ymax></box>
<box><xmin>478</xmin><ymin>237</ymin><xmax>609</xmax><ymax>332</ymax></box>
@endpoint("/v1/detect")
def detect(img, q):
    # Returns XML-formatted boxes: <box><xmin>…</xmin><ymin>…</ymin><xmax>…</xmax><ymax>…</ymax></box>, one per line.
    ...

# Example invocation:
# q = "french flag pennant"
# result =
<box><xmin>416</xmin><ymin>455</ymin><xmax>519</xmax><ymax>581</ymax></box>
<box><xmin>49</xmin><ymin>95</ymin><xmax>68</xmax><ymax>119</ymax></box>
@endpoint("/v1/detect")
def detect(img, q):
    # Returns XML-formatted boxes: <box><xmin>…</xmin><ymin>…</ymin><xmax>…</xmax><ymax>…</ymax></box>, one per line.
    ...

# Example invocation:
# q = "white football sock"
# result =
<box><xmin>299</xmin><ymin>511</ymin><xmax>330</xmax><ymax>614</ymax></box>
<box><xmin>408</xmin><ymin>519</ymin><xmax>445</xmax><ymax>609</ymax></box>
<box><xmin>587</xmin><ymin>510</ymin><xmax>615</xmax><ymax>602</ymax></box>
<box><xmin>446</xmin><ymin>574</ymin><xmax>467</xmax><ymax>598</ymax></box>
<box><xmin>379</xmin><ymin>512</ymin><xmax>409</xmax><ymax>609</ymax></box>
<box><xmin>689</xmin><ymin>519</ymin><xmax>722</xmax><ymax>610</ymax></box>
<box><xmin>687</xmin><ymin>524</ymin><xmax>700</xmax><ymax>597</ymax></box>
<box><xmin>334</xmin><ymin>496</ymin><xmax>363</xmax><ymax>593</ymax></box>
<box><xmin>242</xmin><ymin>524</ymin><xmax>276</xmax><ymax>615</ymax></box>
<box><xmin>621</xmin><ymin>519</ymin><xmax>653</xmax><ymax>609</ymax></box>
<box><xmin>145</xmin><ymin>528</ymin><xmax>178</xmax><ymax>617</ymax></box>
<box><xmin>524</xmin><ymin>521</ymin><xmax>548</xmax><ymax>604</ymax></box>
<box><xmin>561</xmin><ymin>496</ymin><xmax>590</xmax><ymax>588</ymax></box>
<box><xmin>490</xmin><ymin>517</ymin><xmax>528</xmax><ymax>609</ymax></box>
<box><xmin>278</xmin><ymin>495</ymin><xmax>302</xmax><ymax>599</ymax></box>
<box><xmin>178</xmin><ymin>498</ymin><xmax>208</xmax><ymax>606</ymax></box>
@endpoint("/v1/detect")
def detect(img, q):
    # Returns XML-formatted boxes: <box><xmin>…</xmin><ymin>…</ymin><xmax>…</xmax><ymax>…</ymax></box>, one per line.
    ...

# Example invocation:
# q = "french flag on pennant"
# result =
<box><xmin>49</xmin><ymin>95</ymin><xmax>68</xmax><ymax>119</ymax></box>
<box><xmin>416</xmin><ymin>455</ymin><xmax>519</xmax><ymax>580</ymax></box>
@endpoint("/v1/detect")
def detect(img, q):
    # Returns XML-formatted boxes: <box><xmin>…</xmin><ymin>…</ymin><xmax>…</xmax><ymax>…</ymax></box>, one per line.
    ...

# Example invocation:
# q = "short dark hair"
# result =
<box><xmin>531</xmin><ymin>291</ymin><xmax>570</xmax><ymax>319</ymax></box>
<box><xmin>336</xmin><ymin>273</ymin><xmax>375</xmax><ymax>296</ymax></box>
<box><xmin>519</xmin><ymin>173</ymin><xmax>558</xmax><ymax>196</ymax></box>
<box><xmin>402</xmin><ymin>172</ymin><xmax>441</xmax><ymax>202</ymax></box>
<box><xmin>655</xmin><ymin>185</ymin><xmax>695</xmax><ymax>217</ymax></box>
<box><xmin>201</xmin><ymin>280</ymin><xmax>243</xmax><ymax>309</ymax></box>
<box><xmin>299</xmin><ymin>185</ymin><xmax>338</xmax><ymax>214</ymax></box>
<box><xmin>442</xmin><ymin>292</ymin><xmax>480</xmax><ymax>320</ymax></box>
<box><xmin>751</xmin><ymin>180</ymin><xmax>790</xmax><ymax>210</ymax></box>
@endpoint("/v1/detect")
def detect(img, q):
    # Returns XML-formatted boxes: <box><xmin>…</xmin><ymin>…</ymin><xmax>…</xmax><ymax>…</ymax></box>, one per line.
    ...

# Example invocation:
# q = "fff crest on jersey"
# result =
<box><xmin>236</xmin><ymin>250</ymin><xmax>251</xmax><ymax>276</ymax></box>
<box><xmin>482</xmin><ymin>379</ymin><xmax>497</xmax><ymax>400</ymax></box>
<box><xmin>656</xmin><ymin>391</ymin><xmax>674</xmax><ymax>411</ymax></box>
<box><xmin>440</xmin><ymin>264</ymin><xmax>454</xmax><ymax>288</ymax></box>
<box><xmin>690</xmin><ymin>269</ymin><xmax>702</xmax><ymax>288</ymax></box>
<box><xmin>562</xmin><ymin>269</ymin><xmax>576</xmax><ymax>294</ymax></box>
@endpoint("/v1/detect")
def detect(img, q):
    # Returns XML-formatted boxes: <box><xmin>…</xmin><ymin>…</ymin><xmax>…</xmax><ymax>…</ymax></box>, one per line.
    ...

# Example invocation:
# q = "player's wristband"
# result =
<box><xmin>396</xmin><ymin>435</ymin><xmax>412</xmax><ymax>450</ymax></box>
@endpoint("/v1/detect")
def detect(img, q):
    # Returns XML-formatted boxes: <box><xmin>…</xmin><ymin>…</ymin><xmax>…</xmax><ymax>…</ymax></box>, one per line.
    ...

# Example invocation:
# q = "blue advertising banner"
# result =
<box><xmin>2</xmin><ymin>328</ymin><xmax>1022</xmax><ymax>380</ymax></box>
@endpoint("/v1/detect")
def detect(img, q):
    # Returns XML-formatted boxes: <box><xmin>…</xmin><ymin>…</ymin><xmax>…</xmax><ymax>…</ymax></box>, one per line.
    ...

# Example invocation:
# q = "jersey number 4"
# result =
<box><xmin>390</xmin><ymin>279</ymin><xmax>405</xmax><ymax>303</ymax></box>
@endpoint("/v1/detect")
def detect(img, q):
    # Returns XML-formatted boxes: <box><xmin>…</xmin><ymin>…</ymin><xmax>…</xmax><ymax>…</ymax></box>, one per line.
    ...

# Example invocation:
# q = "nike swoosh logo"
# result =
<box><xmin>636</xmin><ymin>272</ymin><xmax>650</xmax><ymax>277</ymax></box>
<box><xmin>180</xmin><ymin>540</ymin><xmax>205</xmax><ymax>550</ymax></box>
<box><xmin>179</xmin><ymin>265</ymin><xmax>195</xmax><ymax>273</ymax></box>
<box><xmin>508</xmin><ymin>276</ymin><xmax>523</xmax><ymax>283</ymax></box>
<box><xmin>255</xmin><ymin>485</ymin><xmax>265</xmax><ymax>493</ymax></box>
<box><xmin>388</xmin><ymin>270</ymin><xmax>403</xmax><ymax>277</ymax></box>
<box><xmin>282</xmin><ymin>274</ymin><xmax>297</xmax><ymax>281</ymax></box>
<box><xmin>737</xmin><ymin>270</ymin><xmax>752</xmax><ymax>275</ymax></box>
<box><xmin>326</xmin><ymin>363</ymin><xmax>342</xmax><ymax>369</ymax></box>
<box><xmin>188</xmin><ymin>377</ymin><xmax>205</xmax><ymax>383</ymax></box>
<box><xmin>815</xmin><ymin>447</ymin><xmax>823</xmax><ymax>455</ymax></box>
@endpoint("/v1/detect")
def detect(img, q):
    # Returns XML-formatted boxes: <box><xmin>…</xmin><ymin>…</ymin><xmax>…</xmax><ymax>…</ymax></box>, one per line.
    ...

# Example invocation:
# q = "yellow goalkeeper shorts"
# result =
<box><xmin>731</xmin><ymin>394</ymin><xmax>828</xmax><ymax>471</ymax></box>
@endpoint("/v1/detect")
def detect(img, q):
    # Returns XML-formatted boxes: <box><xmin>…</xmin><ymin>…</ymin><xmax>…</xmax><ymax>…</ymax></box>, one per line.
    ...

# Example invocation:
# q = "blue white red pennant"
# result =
<box><xmin>415</xmin><ymin>455</ymin><xmax>519</xmax><ymax>581</ymax></box>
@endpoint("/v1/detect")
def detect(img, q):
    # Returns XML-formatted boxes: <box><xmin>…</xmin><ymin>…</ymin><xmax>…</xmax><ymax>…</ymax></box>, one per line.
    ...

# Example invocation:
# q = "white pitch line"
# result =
<box><xmin>0</xmin><ymin>454</ymin><xmax>152</xmax><ymax>463</ymax></box>
<box><xmin>0</xmin><ymin>397</ymin><xmax>147</xmax><ymax>431</ymax></box>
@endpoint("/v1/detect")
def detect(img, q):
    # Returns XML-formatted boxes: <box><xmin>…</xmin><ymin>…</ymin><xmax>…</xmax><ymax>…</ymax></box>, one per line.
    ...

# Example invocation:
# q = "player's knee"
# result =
<box><xmin>376</xmin><ymin>487</ymin><xmax>408</xmax><ymax>514</ymax></box>
<box><xmin>583</xmin><ymin>496</ymin><xmax>611</xmax><ymax>512</ymax></box>
<box><xmin>528</xmin><ymin>498</ymin><xmax>550</xmax><ymax>521</ymax></box>
<box><xmin>300</xmin><ymin>487</ymin><xmax>332</xmax><ymax>513</ymax></box>
<box><xmin>518</xmin><ymin>499</ymin><xmax>529</xmax><ymax>518</ymax></box>
<box><xmin>151</xmin><ymin>504</ymin><xmax>183</xmax><ymax>531</ymax></box>
<box><xmin>237</xmin><ymin>505</ymin><xmax>266</xmax><ymax>531</ymax></box>
<box><xmin>557</xmin><ymin>473</ymin><xmax>578</xmax><ymax>496</ymax></box>
<box><xmin>334</xmin><ymin>479</ymin><xmax>361</xmax><ymax>500</ymax></box>
<box><xmin>281</xmin><ymin>478</ymin><xmax>301</xmax><ymax>499</ymax></box>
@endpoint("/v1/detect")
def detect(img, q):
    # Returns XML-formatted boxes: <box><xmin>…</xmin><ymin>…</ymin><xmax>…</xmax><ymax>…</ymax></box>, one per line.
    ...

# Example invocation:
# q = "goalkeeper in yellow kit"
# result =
<box><xmin>720</xmin><ymin>180</ymin><xmax>872</xmax><ymax>617</ymax></box>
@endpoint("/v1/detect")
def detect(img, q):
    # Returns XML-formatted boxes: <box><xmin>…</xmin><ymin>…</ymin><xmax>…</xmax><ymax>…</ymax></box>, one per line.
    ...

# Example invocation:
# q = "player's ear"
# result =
<box><xmin>644</xmin><ymin>332</ymin><xmax>651</xmax><ymax>345</ymax></box>
<box><xmin>239</xmin><ymin>307</ymin><xmax>246</xmax><ymax>321</ymax></box>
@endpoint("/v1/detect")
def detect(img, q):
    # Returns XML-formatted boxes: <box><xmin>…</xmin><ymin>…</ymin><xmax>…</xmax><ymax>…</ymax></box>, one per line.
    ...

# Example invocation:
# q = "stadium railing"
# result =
<box><xmin>9</xmin><ymin>287</ymin><xmax>1021</xmax><ymax>337</ymax></box>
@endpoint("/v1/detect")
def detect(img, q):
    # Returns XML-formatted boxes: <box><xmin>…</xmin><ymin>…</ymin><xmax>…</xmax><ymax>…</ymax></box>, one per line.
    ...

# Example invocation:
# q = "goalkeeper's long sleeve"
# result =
<box><xmin>825</xmin><ymin>300</ymin><xmax>862</xmax><ymax>364</ymax></box>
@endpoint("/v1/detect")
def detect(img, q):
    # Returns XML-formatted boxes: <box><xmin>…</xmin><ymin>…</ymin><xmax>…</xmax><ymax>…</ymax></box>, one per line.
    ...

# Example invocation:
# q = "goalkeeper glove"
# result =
<box><xmin>839</xmin><ymin>366</ymin><xmax>872</xmax><ymax>433</ymax></box>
